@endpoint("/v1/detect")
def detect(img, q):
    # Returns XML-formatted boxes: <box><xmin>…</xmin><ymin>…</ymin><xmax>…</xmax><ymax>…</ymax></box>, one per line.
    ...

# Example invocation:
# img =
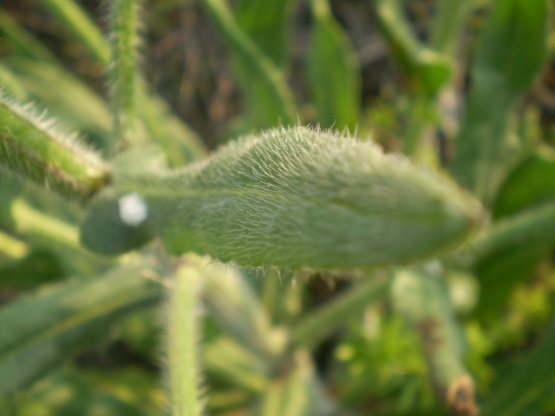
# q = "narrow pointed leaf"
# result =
<box><xmin>482</xmin><ymin>318</ymin><xmax>555</xmax><ymax>416</ymax></box>
<box><xmin>0</xmin><ymin>262</ymin><xmax>162</xmax><ymax>394</ymax></box>
<box><xmin>375</xmin><ymin>0</ymin><xmax>452</xmax><ymax>98</ymax></box>
<box><xmin>200</xmin><ymin>0</ymin><xmax>297</xmax><ymax>129</ymax></box>
<box><xmin>307</xmin><ymin>0</ymin><xmax>360</xmax><ymax>130</ymax></box>
<box><xmin>453</xmin><ymin>0</ymin><xmax>549</xmax><ymax>202</ymax></box>
<box><xmin>234</xmin><ymin>0</ymin><xmax>292</xmax><ymax>68</ymax></box>
<box><xmin>37</xmin><ymin>0</ymin><xmax>111</xmax><ymax>65</ymax></box>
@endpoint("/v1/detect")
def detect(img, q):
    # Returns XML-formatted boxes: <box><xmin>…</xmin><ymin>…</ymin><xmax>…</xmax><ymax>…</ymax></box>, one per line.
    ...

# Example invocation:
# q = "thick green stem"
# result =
<box><xmin>0</xmin><ymin>93</ymin><xmax>110</xmax><ymax>202</ymax></box>
<box><xmin>165</xmin><ymin>255</ymin><xmax>205</xmax><ymax>416</ymax></box>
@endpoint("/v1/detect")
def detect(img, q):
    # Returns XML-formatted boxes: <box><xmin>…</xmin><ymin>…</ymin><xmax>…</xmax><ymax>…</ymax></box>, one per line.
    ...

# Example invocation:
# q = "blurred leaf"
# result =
<box><xmin>473</xmin><ymin>243</ymin><xmax>549</xmax><ymax>318</ymax></box>
<box><xmin>333</xmin><ymin>314</ymin><xmax>437</xmax><ymax>415</ymax></box>
<box><xmin>204</xmin><ymin>337</ymin><xmax>269</xmax><ymax>394</ymax></box>
<box><xmin>9</xmin><ymin>198</ymin><xmax>110</xmax><ymax>277</ymax></box>
<box><xmin>0</xmin><ymin>249</ymin><xmax>65</xmax><ymax>289</ymax></box>
<box><xmin>292</xmin><ymin>272</ymin><xmax>389</xmax><ymax>350</ymax></box>
<box><xmin>493</xmin><ymin>145</ymin><xmax>555</xmax><ymax>217</ymax></box>
<box><xmin>473</xmin><ymin>146</ymin><xmax>555</xmax><ymax>316</ymax></box>
<box><xmin>203</xmin><ymin>263</ymin><xmax>280</xmax><ymax>359</ymax></box>
<box><xmin>0</xmin><ymin>11</ymin><xmax>56</xmax><ymax>62</ymax></box>
<box><xmin>234</xmin><ymin>0</ymin><xmax>292</xmax><ymax>68</ymax></box>
<box><xmin>6</xmin><ymin>367</ymin><xmax>161</xmax><ymax>416</ymax></box>
<box><xmin>453</xmin><ymin>0</ymin><xmax>549</xmax><ymax>202</ymax></box>
<box><xmin>307</xmin><ymin>0</ymin><xmax>360</xmax><ymax>131</ymax></box>
<box><xmin>3</xmin><ymin>58</ymin><xmax>111</xmax><ymax>148</ymax></box>
<box><xmin>257</xmin><ymin>351</ymin><xmax>336</xmax><ymax>416</ymax></box>
<box><xmin>4</xmin><ymin>2</ymin><xmax>206</xmax><ymax>165</ymax></box>
<box><xmin>201</xmin><ymin>0</ymin><xmax>297</xmax><ymax>130</ymax></box>
<box><xmin>36</xmin><ymin>0</ymin><xmax>111</xmax><ymax>65</ymax></box>
<box><xmin>0</xmin><ymin>261</ymin><xmax>162</xmax><ymax>394</ymax></box>
<box><xmin>482</xmin><ymin>318</ymin><xmax>555</xmax><ymax>416</ymax></box>
<box><xmin>375</xmin><ymin>0</ymin><xmax>452</xmax><ymax>98</ymax></box>
<box><xmin>0</xmin><ymin>63</ymin><xmax>29</xmax><ymax>100</ymax></box>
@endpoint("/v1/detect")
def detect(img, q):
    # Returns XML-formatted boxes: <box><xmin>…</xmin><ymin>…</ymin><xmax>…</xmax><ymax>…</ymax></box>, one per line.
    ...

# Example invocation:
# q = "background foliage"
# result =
<box><xmin>0</xmin><ymin>0</ymin><xmax>555</xmax><ymax>415</ymax></box>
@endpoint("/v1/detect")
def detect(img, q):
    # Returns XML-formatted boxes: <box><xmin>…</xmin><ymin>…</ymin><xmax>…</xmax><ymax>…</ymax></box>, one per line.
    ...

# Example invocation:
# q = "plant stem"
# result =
<box><xmin>392</xmin><ymin>266</ymin><xmax>478</xmax><ymax>415</ymax></box>
<box><xmin>165</xmin><ymin>255</ymin><xmax>205</xmax><ymax>416</ymax></box>
<box><xmin>0</xmin><ymin>93</ymin><xmax>110</xmax><ymax>202</ymax></box>
<box><xmin>108</xmin><ymin>0</ymin><xmax>142</xmax><ymax>149</ymax></box>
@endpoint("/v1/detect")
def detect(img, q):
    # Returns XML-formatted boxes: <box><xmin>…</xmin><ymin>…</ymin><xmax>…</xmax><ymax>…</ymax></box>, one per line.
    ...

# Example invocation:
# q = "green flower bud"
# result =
<box><xmin>81</xmin><ymin>127</ymin><xmax>483</xmax><ymax>269</ymax></box>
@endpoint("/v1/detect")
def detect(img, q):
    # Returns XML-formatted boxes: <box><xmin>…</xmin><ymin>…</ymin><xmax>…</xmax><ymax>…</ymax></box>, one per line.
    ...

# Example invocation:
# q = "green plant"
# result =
<box><xmin>0</xmin><ymin>0</ymin><xmax>554</xmax><ymax>415</ymax></box>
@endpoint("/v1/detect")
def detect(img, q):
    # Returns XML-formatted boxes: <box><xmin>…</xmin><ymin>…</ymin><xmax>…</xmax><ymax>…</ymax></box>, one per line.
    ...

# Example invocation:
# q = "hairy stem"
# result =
<box><xmin>165</xmin><ymin>255</ymin><xmax>205</xmax><ymax>416</ymax></box>
<box><xmin>108</xmin><ymin>0</ymin><xmax>142</xmax><ymax>149</ymax></box>
<box><xmin>0</xmin><ymin>93</ymin><xmax>110</xmax><ymax>202</ymax></box>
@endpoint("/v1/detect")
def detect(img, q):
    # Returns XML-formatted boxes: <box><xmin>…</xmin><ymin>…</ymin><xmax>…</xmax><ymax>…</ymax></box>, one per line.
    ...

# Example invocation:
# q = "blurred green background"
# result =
<box><xmin>1</xmin><ymin>0</ymin><xmax>555</xmax><ymax>415</ymax></box>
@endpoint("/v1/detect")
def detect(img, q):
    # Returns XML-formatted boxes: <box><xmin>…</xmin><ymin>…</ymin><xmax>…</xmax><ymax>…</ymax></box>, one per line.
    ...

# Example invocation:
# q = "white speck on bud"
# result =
<box><xmin>118</xmin><ymin>192</ymin><xmax>148</xmax><ymax>226</ymax></box>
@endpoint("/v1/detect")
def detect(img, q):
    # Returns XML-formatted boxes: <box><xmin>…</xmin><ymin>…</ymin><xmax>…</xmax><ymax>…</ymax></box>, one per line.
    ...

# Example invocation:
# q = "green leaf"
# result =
<box><xmin>493</xmin><ymin>145</ymin><xmax>555</xmax><ymax>218</ymax></box>
<box><xmin>81</xmin><ymin>127</ymin><xmax>483</xmax><ymax>269</ymax></box>
<box><xmin>453</xmin><ymin>0</ymin><xmax>549</xmax><ymax>202</ymax></box>
<box><xmin>482</xmin><ymin>318</ymin><xmax>555</xmax><ymax>416</ymax></box>
<box><xmin>0</xmin><ymin>11</ymin><xmax>56</xmax><ymax>62</ymax></box>
<box><xmin>0</xmin><ymin>92</ymin><xmax>110</xmax><ymax>202</ymax></box>
<box><xmin>8</xmin><ymin>368</ymin><xmax>161</xmax><ymax>416</ymax></box>
<box><xmin>291</xmin><ymin>272</ymin><xmax>389</xmax><ymax>349</ymax></box>
<box><xmin>12</xmin><ymin>0</ymin><xmax>206</xmax><ymax>164</ymax></box>
<box><xmin>3</xmin><ymin>58</ymin><xmax>111</xmax><ymax>148</ymax></box>
<box><xmin>307</xmin><ymin>0</ymin><xmax>360</xmax><ymax>131</ymax></box>
<box><xmin>257</xmin><ymin>351</ymin><xmax>336</xmax><ymax>416</ymax></box>
<box><xmin>0</xmin><ymin>249</ymin><xmax>64</xmax><ymax>289</ymax></box>
<box><xmin>375</xmin><ymin>0</ymin><xmax>452</xmax><ymax>98</ymax></box>
<box><xmin>234</xmin><ymin>0</ymin><xmax>292</xmax><ymax>68</ymax></box>
<box><xmin>473</xmin><ymin>146</ymin><xmax>555</xmax><ymax>316</ymax></box>
<box><xmin>0</xmin><ymin>262</ymin><xmax>162</xmax><ymax>394</ymax></box>
<box><xmin>200</xmin><ymin>0</ymin><xmax>297</xmax><ymax>129</ymax></box>
<box><xmin>36</xmin><ymin>0</ymin><xmax>111</xmax><ymax>65</ymax></box>
<box><xmin>204</xmin><ymin>337</ymin><xmax>269</xmax><ymax>394</ymax></box>
<box><xmin>202</xmin><ymin>263</ymin><xmax>279</xmax><ymax>358</ymax></box>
